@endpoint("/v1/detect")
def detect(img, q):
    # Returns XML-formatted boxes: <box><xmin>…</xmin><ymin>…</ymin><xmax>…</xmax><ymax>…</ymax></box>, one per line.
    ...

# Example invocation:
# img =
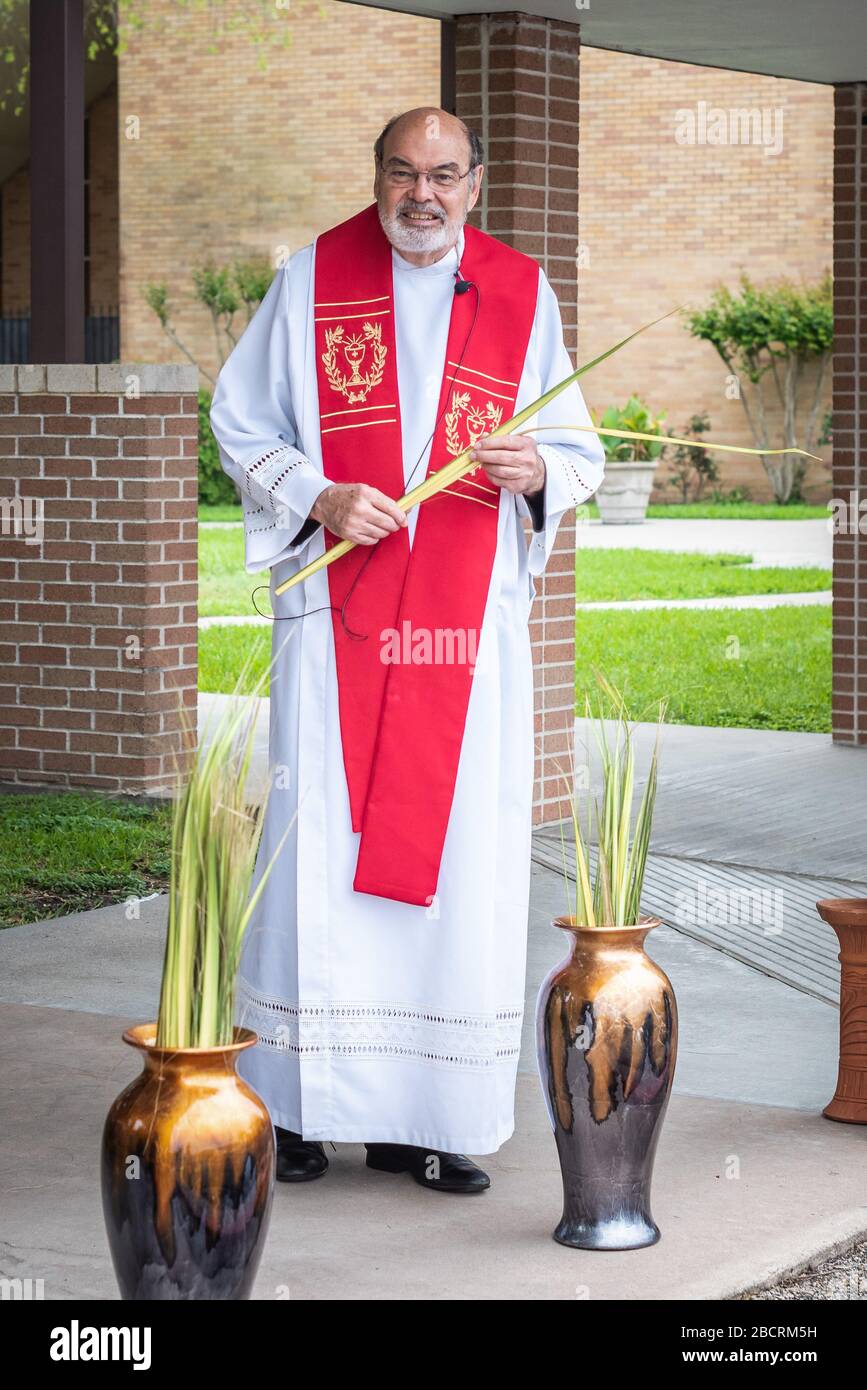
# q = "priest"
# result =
<box><xmin>210</xmin><ymin>107</ymin><xmax>605</xmax><ymax>1194</ymax></box>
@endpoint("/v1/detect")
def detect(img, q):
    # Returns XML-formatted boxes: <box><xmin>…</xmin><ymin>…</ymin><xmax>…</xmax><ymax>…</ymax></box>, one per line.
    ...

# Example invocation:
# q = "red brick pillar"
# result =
<box><xmin>832</xmin><ymin>85</ymin><xmax>867</xmax><ymax>745</ymax></box>
<box><xmin>0</xmin><ymin>363</ymin><xmax>198</xmax><ymax>792</ymax></box>
<box><xmin>455</xmin><ymin>12</ymin><xmax>580</xmax><ymax>821</ymax></box>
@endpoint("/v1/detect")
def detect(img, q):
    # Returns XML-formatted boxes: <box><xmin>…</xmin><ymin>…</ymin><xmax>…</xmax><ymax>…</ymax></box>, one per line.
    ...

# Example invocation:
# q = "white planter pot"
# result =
<box><xmin>595</xmin><ymin>459</ymin><xmax>658</xmax><ymax>524</ymax></box>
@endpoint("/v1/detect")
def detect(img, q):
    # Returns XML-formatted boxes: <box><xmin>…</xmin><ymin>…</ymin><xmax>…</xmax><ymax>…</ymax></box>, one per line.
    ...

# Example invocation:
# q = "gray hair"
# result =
<box><xmin>373</xmin><ymin>114</ymin><xmax>484</xmax><ymax>187</ymax></box>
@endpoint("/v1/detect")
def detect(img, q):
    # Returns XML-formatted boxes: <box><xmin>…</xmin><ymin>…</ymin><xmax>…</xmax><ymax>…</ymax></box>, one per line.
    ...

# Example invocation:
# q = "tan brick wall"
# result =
<box><xmin>116</xmin><ymin>0</ymin><xmax>440</xmax><ymax>380</ymax></box>
<box><xmin>0</xmin><ymin>17</ymin><xmax>836</xmax><ymax>505</ymax></box>
<box><xmin>0</xmin><ymin>363</ymin><xmax>198</xmax><ymax>793</ymax></box>
<box><xmin>579</xmin><ymin>49</ymin><xmax>834</xmax><ymax>502</ymax></box>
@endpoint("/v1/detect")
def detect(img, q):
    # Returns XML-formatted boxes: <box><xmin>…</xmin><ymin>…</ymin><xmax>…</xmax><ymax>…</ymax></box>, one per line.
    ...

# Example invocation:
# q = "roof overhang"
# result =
<box><xmin>342</xmin><ymin>0</ymin><xmax>867</xmax><ymax>85</ymax></box>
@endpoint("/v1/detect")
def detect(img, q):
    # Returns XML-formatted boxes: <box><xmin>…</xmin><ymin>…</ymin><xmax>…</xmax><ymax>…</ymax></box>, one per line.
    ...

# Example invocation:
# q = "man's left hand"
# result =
<box><xmin>469</xmin><ymin>434</ymin><xmax>545</xmax><ymax>498</ymax></box>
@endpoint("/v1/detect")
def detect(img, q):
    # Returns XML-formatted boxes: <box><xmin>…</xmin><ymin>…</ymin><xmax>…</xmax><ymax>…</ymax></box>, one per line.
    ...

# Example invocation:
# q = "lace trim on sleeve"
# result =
<box><xmin>540</xmin><ymin>443</ymin><xmax>591</xmax><ymax>508</ymax></box>
<box><xmin>245</xmin><ymin>445</ymin><xmax>306</xmax><ymax>505</ymax></box>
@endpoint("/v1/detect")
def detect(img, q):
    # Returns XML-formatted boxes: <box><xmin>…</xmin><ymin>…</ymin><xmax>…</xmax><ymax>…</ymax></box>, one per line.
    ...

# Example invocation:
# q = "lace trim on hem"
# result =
<box><xmin>236</xmin><ymin>978</ymin><xmax>524</xmax><ymax>1070</ymax></box>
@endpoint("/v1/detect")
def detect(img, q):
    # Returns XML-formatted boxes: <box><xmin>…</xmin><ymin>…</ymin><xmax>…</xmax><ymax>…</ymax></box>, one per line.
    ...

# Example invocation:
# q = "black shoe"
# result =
<box><xmin>364</xmin><ymin>1143</ymin><xmax>490</xmax><ymax>1194</ymax></box>
<box><xmin>275</xmin><ymin>1126</ymin><xmax>328</xmax><ymax>1182</ymax></box>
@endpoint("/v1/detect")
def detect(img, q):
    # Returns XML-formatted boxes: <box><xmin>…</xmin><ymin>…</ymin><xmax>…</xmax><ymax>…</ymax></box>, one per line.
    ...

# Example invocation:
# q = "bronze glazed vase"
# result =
<box><xmin>536</xmin><ymin>916</ymin><xmax>677</xmax><ymax>1250</ymax></box>
<box><xmin>101</xmin><ymin>1024</ymin><xmax>275</xmax><ymax>1300</ymax></box>
<box><xmin>816</xmin><ymin>898</ymin><xmax>867</xmax><ymax>1124</ymax></box>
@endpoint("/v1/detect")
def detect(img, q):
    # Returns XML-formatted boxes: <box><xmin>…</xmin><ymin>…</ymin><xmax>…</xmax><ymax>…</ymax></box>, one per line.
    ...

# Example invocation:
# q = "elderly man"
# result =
<box><xmin>210</xmin><ymin>107</ymin><xmax>604</xmax><ymax>1194</ymax></box>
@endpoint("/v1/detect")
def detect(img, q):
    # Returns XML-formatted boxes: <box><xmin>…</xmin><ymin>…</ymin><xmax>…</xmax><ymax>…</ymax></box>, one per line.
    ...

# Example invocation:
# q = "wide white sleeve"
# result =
<box><xmin>209</xmin><ymin>263</ymin><xmax>332</xmax><ymax>572</ymax></box>
<box><xmin>515</xmin><ymin>271</ymin><xmax>606</xmax><ymax>577</ymax></box>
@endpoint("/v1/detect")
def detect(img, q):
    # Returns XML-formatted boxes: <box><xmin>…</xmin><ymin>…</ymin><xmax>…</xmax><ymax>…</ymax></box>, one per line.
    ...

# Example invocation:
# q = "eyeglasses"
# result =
<box><xmin>379</xmin><ymin>162</ymin><xmax>475</xmax><ymax>191</ymax></box>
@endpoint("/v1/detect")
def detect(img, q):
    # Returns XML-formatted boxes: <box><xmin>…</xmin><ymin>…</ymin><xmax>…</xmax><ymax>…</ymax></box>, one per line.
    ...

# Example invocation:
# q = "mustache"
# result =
<box><xmin>396</xmin><ymin>200</ymin><xmax>446</xmax><ymax>220</ymax></box>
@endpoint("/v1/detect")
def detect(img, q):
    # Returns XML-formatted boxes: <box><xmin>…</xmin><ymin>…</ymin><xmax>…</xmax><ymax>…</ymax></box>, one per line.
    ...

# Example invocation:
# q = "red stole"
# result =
<box><xmin>313</xmin><ymin>203</ymin><xmax>538</xmax><ymax>906</ymax></box>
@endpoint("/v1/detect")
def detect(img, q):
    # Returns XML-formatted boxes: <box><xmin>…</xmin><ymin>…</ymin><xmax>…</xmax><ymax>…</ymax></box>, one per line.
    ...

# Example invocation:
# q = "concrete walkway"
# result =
<box><xmin>577</xmin><ymin>516</ymin><xmax>831</xmax><ymax>567</ymax></box>
<box><xmin>574</xmin><ymin>589</ymin><xmax>831</xmax><ymax>612</ymax></box>
<box><xmin>1</xmin><ymin>714</ymin><xmax>865</xmax><ymax>1300</ymax></box>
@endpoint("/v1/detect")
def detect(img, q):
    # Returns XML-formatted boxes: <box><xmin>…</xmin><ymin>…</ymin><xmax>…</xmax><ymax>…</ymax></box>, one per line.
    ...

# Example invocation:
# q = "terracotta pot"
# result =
<box><xmin>535</xmin><ymin>916</ymin><xmax>677</xmax><ymax>1250</ymax></box>
<box><xmin>816</xmin><ymin>899</ymin><xmax>867</xmax><ymax>1124</ymax></box>
<box><xmin>101</xmin><ymin>1023</ymin><xmax>275</xmax><ymax>1300</ymax></box>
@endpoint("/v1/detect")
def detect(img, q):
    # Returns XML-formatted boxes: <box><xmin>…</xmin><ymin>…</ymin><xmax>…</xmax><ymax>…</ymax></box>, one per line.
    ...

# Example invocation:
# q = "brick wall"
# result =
<box><xmin>116</xmin><ymin>0</ymin><xmax>440</xmax><ymax>379</ymax></box>
<box><xmin>456</xmin><ymin>12</ymin><xmax>581</xmax><ymax>825</ymax></box>
<box><xmin>579</xmin><ymin>49</ymin><xmax>834</xmax><ymax>502</ymax></box>
<box><xmin>831</xmin><ymin>85</ymin><xmax>866</xmax><ymax>746</ymax></box>
<box><xmin>0</xmin><ymin>363</ymin><xmax>198</xmax><ymax>793</ymax></box>
<box><xmin>1</xmin><ymin>13</ymin><xmax>833</xmax><ymax>501</ymax></box>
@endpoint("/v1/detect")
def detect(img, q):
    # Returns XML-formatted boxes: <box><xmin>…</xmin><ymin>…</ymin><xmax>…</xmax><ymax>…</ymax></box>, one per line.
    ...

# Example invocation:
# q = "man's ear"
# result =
<box><xmin>467</xmin><ymin>164</ymin><xmax>485</xmax><ymax>213</ymax></box>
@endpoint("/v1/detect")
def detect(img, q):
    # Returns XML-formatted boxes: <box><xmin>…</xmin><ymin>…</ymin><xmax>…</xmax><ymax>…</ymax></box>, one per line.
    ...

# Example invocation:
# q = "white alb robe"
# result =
<box><xmin>209</xmin><ymin>223</ymin><xmax>605</xmax><ymax>1153</ymax></box>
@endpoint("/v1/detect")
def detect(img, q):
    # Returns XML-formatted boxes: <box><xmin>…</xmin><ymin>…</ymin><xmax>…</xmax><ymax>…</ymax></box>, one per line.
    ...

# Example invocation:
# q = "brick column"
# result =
<box><xmin>0</xmin><ymin>363</ymin><xmax>198</xmax><ymax>793</ymax></box>
<box><xmin>832</xmin><ymin>85</ymin><xmax>867</xmax><ymax>745</ymax></box>
<box><xmin>455</xmin><ymin>12</ymin><xmax>580</xmax><ymax>821</ymax></box>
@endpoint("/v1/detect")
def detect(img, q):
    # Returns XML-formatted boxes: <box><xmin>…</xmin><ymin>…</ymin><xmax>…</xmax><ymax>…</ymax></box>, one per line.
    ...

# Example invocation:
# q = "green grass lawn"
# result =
<box><xmin>13</xmin><ymin>537</ymin><xmax>830</xmax><ymax>926</ymax></box>
<box><xmin>199</xmin><ymin>503</ymin><xmax>245</xmax><ymax>522</ymax></box>
<box><xmin>199</xmin><ymin>624</ymin><xmax>273</xmax><ymax>695</ymax></box>
<box><xmin>575</xmin><ymin>549</ymin><xmax>830</xmax><ymax>602</ymax></box>
<box><xmin>198</xmin><ymin>533</ymin><xmax>832</xmax><ymax>732</ymax></box>
<box><xmin>575</xmin><ymin>605</ymin><xmax>831</xmax><ymax>732</ymax></box>
<box><xmin>583</xmin><ymin>501</ymin><xmax>829</xmax><ymax>521</ymax></box>
<box><xmin>201</xmin><ymin>526</ymin><xmax>830</xmax><ymax>617</ymax></box>
<box><xmin>199</xmin><ymin>526</ymin><xmax>272</xmax><ymax>618</ymax></box>
<box><xmin>199</xmin><ymin>572</ymin><xmax>832</xmax><ymax>734</ymax></box>
<box><xmin>0</xmin><ymin>792</ymin><xmax>173</xmax><ymax>927</ymax></box>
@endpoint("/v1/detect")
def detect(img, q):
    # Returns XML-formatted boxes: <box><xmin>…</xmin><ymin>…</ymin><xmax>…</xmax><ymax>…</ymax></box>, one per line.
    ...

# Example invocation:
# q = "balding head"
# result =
<box><xmin>374</xmin><ymin>108</ymin><xmax>483</xmax><ymax>181</ymax></box>
<box><xmin>373</xmin><ymin>107</ymin><xmax>485</xmax><ymax>266</ymax></box>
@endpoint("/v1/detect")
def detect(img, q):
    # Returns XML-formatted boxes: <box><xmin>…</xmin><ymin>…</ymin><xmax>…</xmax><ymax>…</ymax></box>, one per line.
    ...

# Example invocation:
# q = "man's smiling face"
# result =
<box><xmin>374</xmin><ymin>109</ymin><xmax>484</xmax><ymax>266</ymax></box>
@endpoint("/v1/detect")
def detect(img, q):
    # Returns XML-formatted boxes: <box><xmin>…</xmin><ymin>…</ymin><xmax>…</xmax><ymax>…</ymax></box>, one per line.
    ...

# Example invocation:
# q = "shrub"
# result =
<box><xmin>198</xmin><ymin>388</ymin><xmax>238</xmax><ymax>508</ymax></box>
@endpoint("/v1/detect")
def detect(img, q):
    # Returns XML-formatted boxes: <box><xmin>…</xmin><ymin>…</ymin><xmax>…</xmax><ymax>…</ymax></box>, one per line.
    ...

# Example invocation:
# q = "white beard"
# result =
<box><xmin>378</xmin><ymin>199</ymin><xmax>462</xmax><ymax>256</ymax></box>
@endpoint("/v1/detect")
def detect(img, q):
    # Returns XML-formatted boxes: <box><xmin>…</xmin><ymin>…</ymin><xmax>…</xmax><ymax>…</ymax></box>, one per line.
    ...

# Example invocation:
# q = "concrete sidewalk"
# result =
<box><xmin>2</xmin><ymin>998</ymin><xmax>863</xmax><ymax>1302</ymax></box>
<box><xmin>1</xmin><ymin>716</ymin><xmax>865</xmax><ymax>1300</ymax></box>
<box><xmin>576</xmin><ymin>516</ymin><xmax>831</xmax><ymax>567</ymax></box>
<box><xmin>0</xmin><ymin>790</ymin><xmax>863</xmax><ymax>1299</ymax></box>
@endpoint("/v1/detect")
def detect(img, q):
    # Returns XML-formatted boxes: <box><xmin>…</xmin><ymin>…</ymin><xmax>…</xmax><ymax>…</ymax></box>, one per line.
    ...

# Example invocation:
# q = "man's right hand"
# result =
<box><xmin>310</xmin><ymin>483</ymin><xmax>407</xmax><ymax>545</ymax></box>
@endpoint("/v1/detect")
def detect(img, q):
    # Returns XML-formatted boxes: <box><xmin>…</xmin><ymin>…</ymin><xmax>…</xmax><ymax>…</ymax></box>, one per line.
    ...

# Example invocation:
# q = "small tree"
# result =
<box><xmin>145</xmin><ymin>258</ymin><xmax>272</xmax><ymax>508</ymax></box>
<box><xmin>145</xmin><ymin>257</ymin><xmax>272</xmax><ymax>385</ymax></box>
<box><xmin>683</xmin><ymin>275</ymin><xmax>832</xmax><ymax>504</ymax></box>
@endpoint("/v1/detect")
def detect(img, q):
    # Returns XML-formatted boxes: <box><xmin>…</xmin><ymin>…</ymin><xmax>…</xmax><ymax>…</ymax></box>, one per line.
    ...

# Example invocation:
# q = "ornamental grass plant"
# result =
<box><xmin>156</xmin><ymin>641</ymin><xmax>292</xmax><ymax>1049</ymax></box>
<box><xmin>558</xmin><ymin>673</ymin><xmax>666</xmax><ymax>928</ymax></box>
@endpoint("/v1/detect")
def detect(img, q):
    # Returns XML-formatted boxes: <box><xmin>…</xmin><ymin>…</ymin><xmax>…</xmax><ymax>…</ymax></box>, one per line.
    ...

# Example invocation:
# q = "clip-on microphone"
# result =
<box><xmin>454</xmin><ymin>267</ymin><xmax>475</xmax><ymax>296</ymax></box>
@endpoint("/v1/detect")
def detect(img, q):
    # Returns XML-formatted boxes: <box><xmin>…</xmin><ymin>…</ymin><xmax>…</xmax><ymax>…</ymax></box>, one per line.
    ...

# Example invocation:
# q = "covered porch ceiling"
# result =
<box><xmin>343</xmin><ymin>0</ymin><xmax>867</xmax><ymax>85</ymax></box>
